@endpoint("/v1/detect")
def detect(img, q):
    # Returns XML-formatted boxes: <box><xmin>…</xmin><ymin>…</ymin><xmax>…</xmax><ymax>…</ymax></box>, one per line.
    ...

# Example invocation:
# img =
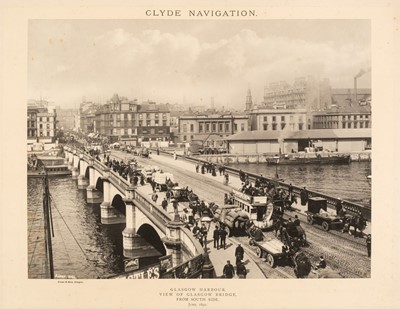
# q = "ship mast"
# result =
<box><xmin>42</xmin><ymin>172</ymin><xmax>55</xmax><ymax>279</ymax></box>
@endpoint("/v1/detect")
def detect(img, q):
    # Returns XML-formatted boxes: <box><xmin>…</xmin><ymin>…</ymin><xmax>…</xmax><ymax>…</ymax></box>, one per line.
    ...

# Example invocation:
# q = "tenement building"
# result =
<box><xmin>94</xmin><ymin>94</ymin><xmax>171</xmax><ymax>144</ymax></box>
<box><xmin>27</xmin><ymin>100</ymin><xmax>57</xmax><ymax>145</ymax></box>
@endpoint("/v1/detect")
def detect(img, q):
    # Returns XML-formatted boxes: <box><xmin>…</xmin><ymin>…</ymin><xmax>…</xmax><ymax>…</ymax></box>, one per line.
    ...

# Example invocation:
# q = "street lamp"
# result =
<box><xmin>200</xmin><ymin>216</ymin><xmax>214</xmax><ymax>278</ymax></box>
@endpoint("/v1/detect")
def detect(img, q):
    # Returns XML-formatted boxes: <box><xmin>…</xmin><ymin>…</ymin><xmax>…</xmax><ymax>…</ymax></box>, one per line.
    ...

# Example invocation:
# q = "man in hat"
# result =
<box><xmin>235</xmin><ymin>244</ymin><xmax>244</xmax><ymax>264</ymax></box>
<box><xmin>236</xmin><ymin>262</ymin><xmax>247</xmax><ymax>279</ymax></box>
<box><xmin>366</xmin><ymin>234</ymin><xmax>371</xmax><ymax>257</ymax></box>
<box><xmin>315</xmin><ymin>256</ymin><xmax>326</xmax><ymax>269</ymax></box>
<box><xmin>219</xmin><ymin>226</ymin><xmax>227</xmax><ymax>250</ymax></box>
<box><xmin>222</xmin><ymin>260</ymin><xmax>235</xmax><ymax>278</ymax></box>
<box><xmin>213</xmin><ymin>226</ymin><xmax>220</xmax><ymax>249</ymax></box>
<box><xmin>336</xmin><ymin>198</ymin><xmax>343</xmax><ymax>216</ymax></box>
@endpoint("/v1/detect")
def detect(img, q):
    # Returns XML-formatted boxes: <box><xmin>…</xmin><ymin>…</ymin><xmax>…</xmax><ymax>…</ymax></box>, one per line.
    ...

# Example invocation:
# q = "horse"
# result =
<box><xmin>347</xmin><ymin>214</ymin><xmax>367</xmax><ymax>237</ymax></box>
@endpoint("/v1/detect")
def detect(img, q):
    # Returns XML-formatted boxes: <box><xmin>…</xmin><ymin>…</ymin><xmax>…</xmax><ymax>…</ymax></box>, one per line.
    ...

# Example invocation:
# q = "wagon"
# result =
<box><xmin>306</xmin><ymin>197</ymin><xmax>343</xmax><ymax>231</ymax></box>
<box><xmin>251</xmin><ymin>237</ymin><xmax>286</xmax><ymax>268</ymax></box>
<box><xmin>281</xmin><ymin>224</ymin><xmax>307</xmax><ymax>247</ymax></box>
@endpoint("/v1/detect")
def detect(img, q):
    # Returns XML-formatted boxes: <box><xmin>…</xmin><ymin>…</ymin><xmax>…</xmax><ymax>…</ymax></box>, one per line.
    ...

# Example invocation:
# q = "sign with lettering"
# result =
<box><xmin>113</xmin><ymin>265</ymin><xmax>160</xmax><ymax>279</ymax></box>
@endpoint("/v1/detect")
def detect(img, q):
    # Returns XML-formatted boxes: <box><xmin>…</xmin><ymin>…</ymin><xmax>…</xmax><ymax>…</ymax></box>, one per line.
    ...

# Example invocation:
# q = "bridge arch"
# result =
<box><xmin>111</xmin><ymin>194</ymin><xmax>126</xmax><ymax>216</ymax></box>
<box><xmin>137</xmin><ymin>223</ymin><xmax>167</xmax><ymax>256</ymax></box>
<box><xmin>95</xmin><ymin>177</ymin><xmax>104</xmax><ymax>193</ymax></box>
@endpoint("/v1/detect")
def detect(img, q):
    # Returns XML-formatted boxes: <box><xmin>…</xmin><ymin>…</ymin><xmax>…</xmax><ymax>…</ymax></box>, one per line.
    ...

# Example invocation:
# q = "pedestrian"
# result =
<box><xmin>161</xmin><ymin>198</ymin><xmax>168</xmax><ymax>211</ymax></box>
<box><xmin>192</xmin><ymin>223</ymin><xmax>200</xmax><ymax>237</ymax></box>
<box><xmin>219</xmin><ymin>227</ymin><xmax>227</xmax><ymax>249</ymax></box>
<box><xmin>293</xmin><ymin>215</ymin><xmax>300</xmax><ymax>226</ymax></box>
<box><xmin>151</xmin><ymin>180</ymin><xmax>156</xmax><ymax>192</ymax></box>
<box><xmin>151</xmin><ymin>190</ymin><xmax>158</xmax><ymax>203</ymax></box>
<box><xmin>336</xmin><ymin>197</ymin><xmax>343</xmax><ymax>216</ymax></box>
<box><xmin>200</xmin><ymin>224</ymin><xmax>208</xmax><ymax>246</ymax></box>
<box><xmin>195</xmin><ymin>164</ymin><xmax>199</xmax><ymax>173</ymax></box>
<box><xmin>166</xmin><ymin>190</ymin><xmax>171</xmax><ymax>202</ymax></box>
<box><xmin>222</xmin><ymin>260</ymin><xmax>235</xmax><ymax>279</ymax></box>
<box><xmin>235</xmin><ymin>244</ymin><xmax>244</xmax><ymax>264</ymax></box>
<box><xmin>213</xmin><ymin>226</ymin><xmax>220</xmax><ymax>249</ymax></box>
<box><xmin>288</xmin><ymin>183</ymin><xmax>293</xmax><ymax>199</ymax></box>
<box><xmin>236</xmin><ymin>262</ymin><xmax>247</xmax><ymax>279</ymax></box>
<box><xmin>366</xmin><ymin>234</ymin><xmax>371</xmax><ymax>257</ymax></box>
<box><xmin>173</xmin><ymin>151</ymin><xmax>177</xmax><ymax>160</ymax></box>
<box><xmin>300</xmin><ymin>187</ymin><xmax>308</xmax><ymax>206</ymax></box>
<box><xmin>224</xmin><ymin>173</ymin><xmax>229</xmax><ymax>186</ymax></box>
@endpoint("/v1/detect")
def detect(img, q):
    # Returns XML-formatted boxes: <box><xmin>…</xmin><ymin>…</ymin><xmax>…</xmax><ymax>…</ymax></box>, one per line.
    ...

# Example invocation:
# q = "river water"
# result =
<box><xmin>232</xmin><ymin>161</ymin><xmax>371</xmax><ymax>206</ymax></box>
<box><xmin>28</xmin><ymin>177</ymin><xmax>125</xmax><ymax>279</ymax></box>
<box><xmin>27</xmin><ymin>161</ymin><xmax>371</xmax><ymax>278</ymax></box>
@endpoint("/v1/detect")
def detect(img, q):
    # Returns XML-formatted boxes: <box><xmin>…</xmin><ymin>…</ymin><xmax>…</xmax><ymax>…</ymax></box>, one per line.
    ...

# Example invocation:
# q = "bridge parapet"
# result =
<box><xmin>66</xmin><ymin>146</ymin><xmax>206</xmax><ymax>276</ymax></box>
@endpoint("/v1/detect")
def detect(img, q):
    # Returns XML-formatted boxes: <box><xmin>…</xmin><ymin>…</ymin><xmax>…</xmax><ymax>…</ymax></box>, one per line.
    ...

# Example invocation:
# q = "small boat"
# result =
<box><xmin>28</xmin><ymin>155</ymin><xmax>71</xmax><ymax>177</ymax></box>
<box><xmin>266</xmin><ymin>153</ymin><xmax>351</xmax><ymax>165</ymax></box>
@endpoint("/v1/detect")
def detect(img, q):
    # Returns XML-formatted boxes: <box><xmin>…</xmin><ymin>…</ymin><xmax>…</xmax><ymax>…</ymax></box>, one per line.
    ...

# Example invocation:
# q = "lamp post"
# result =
<box><xmin>200</xmin><ymin>216</ymin><xmax>214</xmax><ymax>278</ymax></box>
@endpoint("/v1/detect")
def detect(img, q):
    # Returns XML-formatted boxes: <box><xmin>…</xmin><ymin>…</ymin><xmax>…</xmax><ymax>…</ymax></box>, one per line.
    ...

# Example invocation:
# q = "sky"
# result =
<box><xmin>28</xmin><ymin>19</ymin><xmax>371</xmax><ymax>109</ymax></box>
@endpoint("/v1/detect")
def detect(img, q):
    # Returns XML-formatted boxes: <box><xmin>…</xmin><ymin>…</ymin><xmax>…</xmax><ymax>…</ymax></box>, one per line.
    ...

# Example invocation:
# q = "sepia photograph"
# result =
<box><xmin>27</xmin><ymin>18</ymin><xmax>371</xmax><ymax>280</ymax></box>
<box><xmin>1</xmin><ymin>1</ymin><xmax>399</xmax><ymax>308</ymax></box>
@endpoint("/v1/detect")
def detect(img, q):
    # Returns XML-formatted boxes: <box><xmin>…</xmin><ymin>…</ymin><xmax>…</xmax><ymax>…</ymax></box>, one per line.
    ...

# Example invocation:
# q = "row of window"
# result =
<box><xmin>101</xmin><ymin>113</ymin><xmax>168</xmax><ymax>120</ymax></box>
<box><xmin>262</xmin><ymin>115</ymin><xmax>304</xmax><ymax>122</ymax></box>
<box><xmin>181</xmin><ymin>122</ymin><xmax>247</xmax><ymax>133</ymax></box>
<box><xmin>28</xmin><ymin>129</ymin><xmax>52</xmax><ymax>137</ymax></box>
<box><xmin>99</xmin><ymin>120</ymin><xmax>168</xmax><ymax>127</ymax></box>
<box><xmin>263</xmin><ymin>123</ymin><xmax>304</xmax><ymax>131</ymax></box>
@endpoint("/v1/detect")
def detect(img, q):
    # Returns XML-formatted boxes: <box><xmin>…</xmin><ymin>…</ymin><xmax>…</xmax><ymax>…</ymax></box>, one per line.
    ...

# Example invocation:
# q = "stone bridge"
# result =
<box><xmin>64</xmin><ymin>147</ymin><xmax>204</xmax><ymax>270</ymax></box>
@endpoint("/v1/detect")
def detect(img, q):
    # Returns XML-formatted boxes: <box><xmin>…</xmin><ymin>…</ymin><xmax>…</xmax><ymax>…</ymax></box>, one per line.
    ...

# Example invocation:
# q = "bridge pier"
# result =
<box><xmin>122</xmin><ymin>188</ymin><xmax>161</xmax><ymax>258</ymax></box>
<box><xmin>100</xmin><ymin>172</ymin><xmax>125</xmax><ymax>224</ymax></box>
<box><xmin>72</xmin><ymin>167</ymin><xmax>79</xmax><ymax>179</ymax></box>
<box><xmin>77</xmin><ymin>175</ymin><xmax>89</xmax><ymax>189</ymax></box>
<box><xmin>86</xmin><ymin>186</ymin><xmax>103</xmax><ymax>204</ymax></box>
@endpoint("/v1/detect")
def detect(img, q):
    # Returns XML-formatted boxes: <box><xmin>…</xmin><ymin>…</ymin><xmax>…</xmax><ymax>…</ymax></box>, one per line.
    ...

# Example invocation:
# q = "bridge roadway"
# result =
<box><xmin>112</xmin><ymin>150</ymin><xmax>371</xmax><ymax>278</ymax></box>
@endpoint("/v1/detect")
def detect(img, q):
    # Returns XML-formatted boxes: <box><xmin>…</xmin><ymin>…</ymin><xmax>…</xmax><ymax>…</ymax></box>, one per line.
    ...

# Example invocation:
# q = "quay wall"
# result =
<box><xmin>194</xmin><ymin>151</ymin><xmax>371</xmax><ymax>164</ymax></box>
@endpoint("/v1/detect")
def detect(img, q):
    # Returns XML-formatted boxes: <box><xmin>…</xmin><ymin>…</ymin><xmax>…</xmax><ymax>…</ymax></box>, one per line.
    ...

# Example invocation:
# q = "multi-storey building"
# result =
<box><xmin>262</xmin><ymin>76</ymin><xmax>331</xmax><ymax>111</ymax></box>
<box><xmin>249</xmin><ymin>108</ymin><xmax>309</xmax><ymax>131</ymax></box>
<box><xmin>312</xmin><ymin>105</ymin><xmax>371</xmax><ymax>129</ymax></box>
<box><xmin>177</xmin><ymin>113</ymin><xmax>249</xmax><ymax>145</ymax></box>
<box><xmin>95</xmin><ymin>94</ymin><xmax>171</xmax><ymax>144</ymax></box>
<box><xmin>79</xmin><ymin>101</ymin><xmax>100</xmax><ymax>134</ymax></box>
<box><xmin>27</xmin><ymin>101</ymin><xmax>57</xmax><ymax>144</ymax></box>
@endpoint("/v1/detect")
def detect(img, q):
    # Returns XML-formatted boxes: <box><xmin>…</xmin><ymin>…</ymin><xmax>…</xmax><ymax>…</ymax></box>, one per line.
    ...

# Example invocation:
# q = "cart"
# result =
<box><xmin>306</xmin><ymin>197</ymin><xmax>343</xmax><ymax>231</ymax></box>
<box><xmin>250</xmin><ymin>236</ymin><xmax>286</xmax><ymax>268</ymax></box>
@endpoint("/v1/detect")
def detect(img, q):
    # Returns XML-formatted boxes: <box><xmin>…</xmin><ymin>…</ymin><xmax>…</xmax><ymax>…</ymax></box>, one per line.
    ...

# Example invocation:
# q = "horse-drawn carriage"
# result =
<box><xmin>152</xmin><ymin>172</ymin><xmax>174</xmax><ymax>192</ymax></box>
<box><xmin>306</xmin><ymin>197</ymin><xmax>343</xmax><ymax>231</ymax></box>
<box><xmin>246</xmin><ymin>222</ymin><xmax>311</xmax><ymax>275</ymax></box>
<box><xmin>280</xmin><ymin>223</ymin><xmax>307</xmax><ymax>247</ymax></box>
<box><xmin>170</xmin><ymin>186</ymin><xmax>189</xmax><ymax>202</ymax></box>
